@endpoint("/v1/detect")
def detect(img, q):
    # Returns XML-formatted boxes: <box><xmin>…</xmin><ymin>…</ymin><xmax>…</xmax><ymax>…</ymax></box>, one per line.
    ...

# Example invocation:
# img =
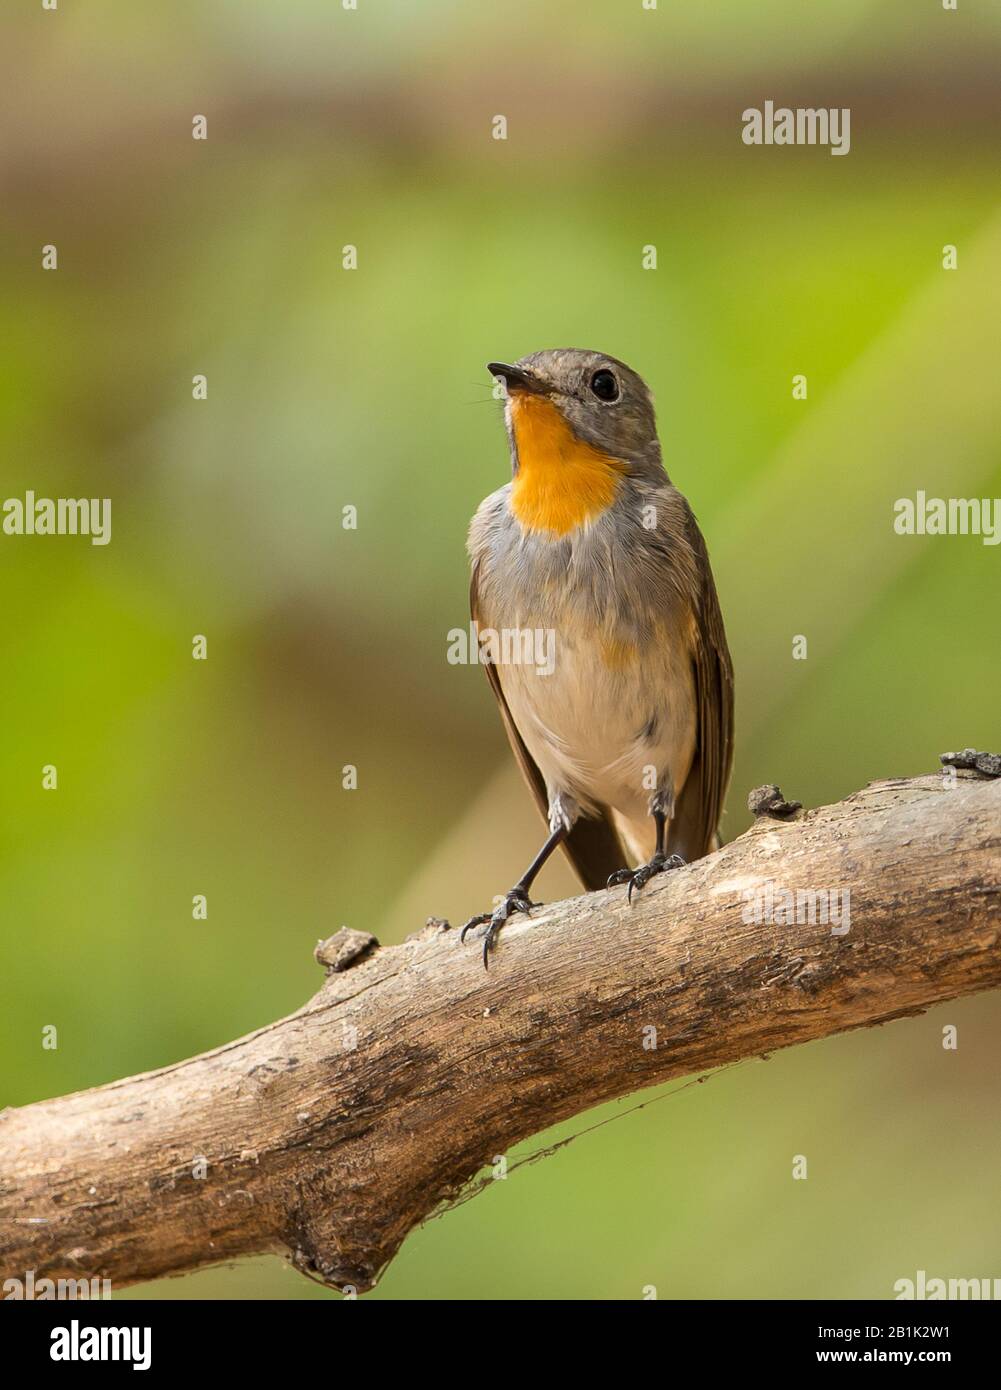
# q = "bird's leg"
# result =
<box><xmin>460</xmin><ymin>825</ymin><xmax>567</xmax><ymax>968</ymax></box>
<box><xmin>607</xmin><ymin>788</ymin><xmax>685</xmax><ymax>903</ymax></box>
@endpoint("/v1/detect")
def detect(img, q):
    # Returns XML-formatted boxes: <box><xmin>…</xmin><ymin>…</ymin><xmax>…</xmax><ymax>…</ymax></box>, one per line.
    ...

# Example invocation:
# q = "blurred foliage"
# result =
<box><xmin>1</xmin><ymin>0</ymin><xmax>999</xmax><ymax>1300</ymax></box>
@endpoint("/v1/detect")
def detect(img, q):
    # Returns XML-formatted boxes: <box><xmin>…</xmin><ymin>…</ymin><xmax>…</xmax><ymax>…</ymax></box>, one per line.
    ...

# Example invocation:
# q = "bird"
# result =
<box><xmin>462</xmin><ymin>348</ymin><xmax>734</xmax><ymax>966</ymax></box>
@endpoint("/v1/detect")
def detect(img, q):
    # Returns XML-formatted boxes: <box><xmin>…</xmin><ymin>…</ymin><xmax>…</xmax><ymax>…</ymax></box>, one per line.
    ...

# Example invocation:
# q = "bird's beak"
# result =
<box><xmin>487</xmin><ymin>361</ymin><xmax>547</xmax><ymax>396</ymax></box>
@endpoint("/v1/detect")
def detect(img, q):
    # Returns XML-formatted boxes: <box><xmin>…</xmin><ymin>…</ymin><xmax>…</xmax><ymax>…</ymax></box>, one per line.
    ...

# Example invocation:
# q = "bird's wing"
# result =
<box><xmin>470</xmin><ymin>564</ymin><xmax>625</xmax><ymax>892</ymax></box>
<box><xmin>668</xmin><ymin>511</ymin><xmax>735</xmax><ymax>860</ymax></box>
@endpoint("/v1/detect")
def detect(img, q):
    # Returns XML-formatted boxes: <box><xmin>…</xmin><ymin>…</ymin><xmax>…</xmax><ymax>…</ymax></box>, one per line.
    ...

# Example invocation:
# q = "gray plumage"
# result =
<box><xmin>469</xmin><ymin>348</ymin><xmax>734</xmax><ymax>892</ymax></box>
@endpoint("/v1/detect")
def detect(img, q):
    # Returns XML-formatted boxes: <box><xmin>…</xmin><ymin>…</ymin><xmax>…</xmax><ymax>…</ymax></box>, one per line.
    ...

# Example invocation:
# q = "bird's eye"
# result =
<box><xmin>590</xmin><ymin>369</ymin><xmax>619</xmax><ymax>402</ymax></box>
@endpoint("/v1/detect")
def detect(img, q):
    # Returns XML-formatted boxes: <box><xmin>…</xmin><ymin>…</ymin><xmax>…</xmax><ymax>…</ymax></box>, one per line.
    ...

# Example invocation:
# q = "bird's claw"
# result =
<box><xmin>460</xmin><ymin>889</ymin><xmax>536</xmax><ymax>968</ymax></box>
<box><xmin>607</xmin><ymin>852</ymin><xmax>685</xmax><ymax>902</ymax></box>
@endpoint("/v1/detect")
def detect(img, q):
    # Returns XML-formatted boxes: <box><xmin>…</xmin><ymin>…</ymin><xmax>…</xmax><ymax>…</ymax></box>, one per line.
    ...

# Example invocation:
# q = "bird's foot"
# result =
<box><xmin>460</xmin><ymin>887</ymin><xmax>537</xmax><ymax>968</ymax></box>
<box><xmin>607</xmin><ymin>853</ymin><xmax>685</xmax><ymax>903</ymax></box>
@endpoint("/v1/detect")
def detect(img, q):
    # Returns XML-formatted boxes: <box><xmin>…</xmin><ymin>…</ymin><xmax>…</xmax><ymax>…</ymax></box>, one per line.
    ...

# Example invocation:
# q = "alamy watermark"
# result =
<box><xmin>50</xmin><ymin>1320</ymin><xmax>151</xmax><ymax>1370</ymax></box>
<box><xmin>3</xmin><ymin>1269</ymin><xmax>112</xmax><ymax>1300</ymax></box>
<box><xmin>893</xmin><ymin>491</ymin><xmax>1001</xmax><ymax>545</ymax></box>
<box><xmin>742</xmin><ymin>101</ymin><xmax>851</xmax><ymax>156</ymax></box>
<box><xmin>2</xmin><ymin>491</ymin><xmax>111</xmax><ymax>545</ymax></box>
<box><xmin>895</xmin><ymin>1269</ymin><xmax>1001</xmax><ymax>1300</ymax></box>
<box><xmin>447</xmin><ymin>620</ymin><xmax>556</xmax><ymax>677</ymax></box>
<box><xmin>742</xmin><ymin>882</ymin><xmax>851</xmax><ymax>936</ymax></box>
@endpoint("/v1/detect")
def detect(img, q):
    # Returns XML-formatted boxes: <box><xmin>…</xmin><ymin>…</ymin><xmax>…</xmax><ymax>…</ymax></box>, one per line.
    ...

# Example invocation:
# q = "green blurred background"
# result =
<box><xmin>2</xmin><ymin>0</ymin><xmax>1000</xmax><ymax>1300</ymax></box>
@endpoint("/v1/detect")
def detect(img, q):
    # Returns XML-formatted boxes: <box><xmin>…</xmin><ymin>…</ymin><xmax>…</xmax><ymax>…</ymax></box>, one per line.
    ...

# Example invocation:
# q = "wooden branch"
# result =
<box><xmin>2</xmin><ymin>769</ymin><xmax>999</xmax><ymax>1294</ymax></box>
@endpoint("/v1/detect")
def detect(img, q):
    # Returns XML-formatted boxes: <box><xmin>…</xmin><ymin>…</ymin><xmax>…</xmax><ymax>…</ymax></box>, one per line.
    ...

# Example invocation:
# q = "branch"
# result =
<box><xmin>2</xmin><ymin>768</ymin><xmax>999</xmax><ymax>1294</ymax></box>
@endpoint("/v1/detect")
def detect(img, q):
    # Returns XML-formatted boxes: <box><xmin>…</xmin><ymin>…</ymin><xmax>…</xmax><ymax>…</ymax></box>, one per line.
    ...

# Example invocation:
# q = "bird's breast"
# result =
<box><xmin>508</xmin><ymin>394</ymin><xmax>626</xmax><ymax>537</ymax></box>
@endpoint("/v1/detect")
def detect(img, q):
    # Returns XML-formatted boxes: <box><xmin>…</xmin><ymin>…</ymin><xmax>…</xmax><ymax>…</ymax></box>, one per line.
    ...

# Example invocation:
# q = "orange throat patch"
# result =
<box><xmin>508</xmin><ymin>393</ymin><xmax>626</xmax><ymax>536</ymax></box>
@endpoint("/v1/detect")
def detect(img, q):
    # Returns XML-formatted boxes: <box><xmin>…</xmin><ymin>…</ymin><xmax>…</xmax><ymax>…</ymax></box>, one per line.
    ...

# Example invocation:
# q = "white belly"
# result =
<box><xmin>496</xmin><ymin>623</ymin><xmax>697</xmax><ymax>824</ymax></box>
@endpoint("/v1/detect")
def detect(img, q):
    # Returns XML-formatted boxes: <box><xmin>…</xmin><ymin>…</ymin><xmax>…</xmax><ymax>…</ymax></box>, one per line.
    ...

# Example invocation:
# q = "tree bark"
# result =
<box><xmin>1</xmin><ymin>769</ymin><xmax>999</xmax><ymax>1294</ymax></box>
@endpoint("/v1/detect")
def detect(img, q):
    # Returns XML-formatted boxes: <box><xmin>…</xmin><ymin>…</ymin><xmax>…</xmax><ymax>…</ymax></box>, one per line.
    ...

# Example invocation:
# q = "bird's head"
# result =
<box><xmin>487</xmin><ymin>349</ymin><xmax>658</xmax><ymax>466</ymax></box>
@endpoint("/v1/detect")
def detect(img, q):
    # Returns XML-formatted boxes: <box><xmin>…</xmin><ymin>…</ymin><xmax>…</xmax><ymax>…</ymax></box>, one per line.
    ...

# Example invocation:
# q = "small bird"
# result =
<box><xmin>463</xmin><ymin>349</ymin><xmax>734</xmax><ymax>965</ymax></box>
